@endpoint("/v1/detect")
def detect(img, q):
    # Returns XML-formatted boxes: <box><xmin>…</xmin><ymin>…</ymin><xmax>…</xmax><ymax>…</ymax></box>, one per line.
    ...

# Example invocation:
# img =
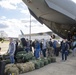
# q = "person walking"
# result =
<box><xmin>34</xmin><ymin>40</ymin><xmax>41</xmax><ymax>59</ymax></box>
<box><xmin>61</xmin><ymin>39</ymin><xmax>68</xmax><ymax>61</ymax></box>
<box><xmin>52</xmin><ymin>39</ymin><xmax>58</xmax><ymax>56</ymax></box>
<box><xmin>8</xmin><ymin>38</ymin><xmax>15</xmax><ymax>63</ymax></box>
<box><xmin>20</xmin><ymin>38</ymin><xmax>27</xmax><ymax>52</ymax></box>
<box><xmin>42</xmin><ymin>39</ymin><xmax>47</xmax><ymax>57</ymax></box>
<box><xmin>14</xmin><ymin>39</ymin><xmax>18</xmax><ymax>63</ymax></box>
<box><xmin>46</xmin><ymin>39</ymin><xmax>54</xmax><ymax>57</ymax></box>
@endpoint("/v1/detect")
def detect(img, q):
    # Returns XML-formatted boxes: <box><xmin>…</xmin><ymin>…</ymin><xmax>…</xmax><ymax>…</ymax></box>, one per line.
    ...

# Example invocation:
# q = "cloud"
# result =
<box><xmin>21</xmin><ymin>16</ymin><xmax>39</xmax><ymax>24</ymax></box>
<box><xmin>20</xmin><ymin>8</ymin><xmax>30</xmax><ymax>14</ymax></box>
<box><xmin>0</xmin><ymin>23</ymin><xmax>8</xmax><ymax>28</ymax></box>
<box><xmin>9</xmin><ymin>0</ymin><xmax>22</xmax><ymax>5</ymax></box>
<box><xmin>72</xmin><ymin>0</ymin><xmax>76</xmax><ymax>3</ymax></box>
<box><xmin>0</xmin><ymin>0</ymin><xmax>51</xmax><ymax>37</ymax></box>
<box><xmin>18</xmin><ymin>2</ymin><xmax>30</xmax><ymax>15</ymax></box>
<box><xmin>0</xmin><ymin>1</ymin><xmax>16</xmax><ymax>9</ymax></box>
<box><xmin>0</xmin><ymin>16</ymin><xmax>6</xmax><ymax>19</ymax></box>
<box><xmin>0</xmin><ymin>17</ymin><xmax>51</xmax><ymax>37</ymax></box>
<box><xmin>0</xmin><ymin>0</ymin><xmax>22</xmax><ymax>9</ymax></box>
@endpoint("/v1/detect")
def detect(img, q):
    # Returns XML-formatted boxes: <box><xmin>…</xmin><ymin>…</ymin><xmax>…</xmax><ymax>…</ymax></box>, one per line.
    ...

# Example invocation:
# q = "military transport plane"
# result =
<box><xmin>23</xmin><ymin>0</ymin><xmax>76</xmax><ymax>40</ymax></box>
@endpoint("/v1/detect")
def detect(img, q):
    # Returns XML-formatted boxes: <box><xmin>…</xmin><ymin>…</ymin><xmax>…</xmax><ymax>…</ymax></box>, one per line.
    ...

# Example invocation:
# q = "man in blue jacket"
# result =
<box><xmin>61</xmin><ymin>39</ymin><xmax>68</xmax><ymax>61</ymax></box>
<box><xmin>34</xmin><ymin>40</ymin><xmax>41</xmax><ymax>59</ymax></box>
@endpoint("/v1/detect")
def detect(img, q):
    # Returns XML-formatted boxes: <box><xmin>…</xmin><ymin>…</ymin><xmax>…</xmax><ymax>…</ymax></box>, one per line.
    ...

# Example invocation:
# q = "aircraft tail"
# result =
<box><xmin>20</xmin><ymin>30</ymin><xmax>24</xmax><ymax>35</ymax></box>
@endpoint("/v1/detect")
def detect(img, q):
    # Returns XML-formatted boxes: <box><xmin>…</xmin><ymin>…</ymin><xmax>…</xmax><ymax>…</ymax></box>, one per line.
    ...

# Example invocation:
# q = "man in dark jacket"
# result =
<box><xmin>61</xmin><ymin>39</ymin><xmax>68</xmax><ymax>61</ymax></box>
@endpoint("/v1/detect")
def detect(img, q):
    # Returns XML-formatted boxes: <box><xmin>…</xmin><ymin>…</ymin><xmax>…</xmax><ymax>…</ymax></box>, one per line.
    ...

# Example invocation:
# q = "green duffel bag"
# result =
<box><xmin>16</xmin><ymin>63</ymin><xmax>25</xmax><ymax>73</ymax></box>
<box><xmin>44</xmin><ymin>59</ymin><xmax>48</xmax><ymax>65</ymax></box>
<box><xmin>16</xmin><ymin>51</ymin><xmax>27</xmax><ymax>63</ymax></box>
<box><xmin>5</xmin><ymin>64</ymin><xmax>17</xmax><ymax>74</ymax></box>
<box><xmin>25</xmin><ymin>61</ymin><xmax>35</xmax><ymax>71</ymax></box>
<box><xmin>41</xmin><ymin>58</ymin><xmax>48</xmax><ymax>65</ymax></box>
<box><xmin>47</xmin><ymin>57</ymin><xmax>51</xmax><ymax>64</ymax></box>
<box><xmin>37</xmin><ymin>59</ymin><xmax>44</xmax><ymax>67</ymax></box>
<box><xmin>51</xmin><ymin>57</ymin><xmax>56</xmax><ymax>62</ymax></box>
<box><xmin>5</xmin><ymin>59</ymin><xmax>11</xmax><ymax>64</ymax></box>
<box><xmin>31</xmin><ymin>60</ymin><xmax>41</xmax><ymax>69</ymax></box>
<box><xmin>16</xmin><ymin>51</ymin><xmax>27</xmax><ymax>58</ymax></box>
<box><xmin>2</xmin><ymin>54</ymin><xmax>10</xmax><ymax>60</ymax></box>
<box><xmin>5</xmin><ymin>67</ymin><xmax>19</xmax><ymax>75</ymax></box>
<box><xmin>16</xmin><ymin>51</ymin><xmax>26</xmax><ymax>60</ymax></box>
<box><xmin>5</xmin><ymin>64</ymin><xmax>17</xmax><ymax>68</ymax></box>
<box><xmin>31</xmin><ymin>56</ymin><xmax>36</xmax><ymax>60</ymax></box>
<box><xmin>16</xmin><ymin>54</ymin><xmax>24</xmax><ymax>63</ymax></box>
<box><xmin>23</xmin><ymin>63</ymin><xmax>29</xmax><ymax>73</ymax></box>
<box><xmin>17</xmin><ymin>51</ymin><xmax>27</xmax><ymax>54</ymax></box>
<box><xmin>50</xmin><ymin>57</ymin><xmax>56</xmax><ymax>63</ymax></box>
<box><xmin>23</xmin><ymin>52</ymin><xmax>34</xmax><ymax>61</ymax></box>
<box><xmin>16</xmin><ymin>52</ymin><xmax>34</xmax><ymax>63</ymax></box>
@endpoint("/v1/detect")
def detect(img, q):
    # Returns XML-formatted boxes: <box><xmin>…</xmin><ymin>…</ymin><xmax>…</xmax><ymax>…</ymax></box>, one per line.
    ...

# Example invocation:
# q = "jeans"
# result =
<box><xmin>10</xmin><ymin>55</ymin><xmax>15</xmax><ymax>63</ymax></box>
<box><xmin>34</xmin><ymin>49</ymin><xmax>40</xmax><ymax>59</ymax></box>
<box><xmin>62</xmin><ymin>51</ymin><xmax>67</xmax><ymax>60</ymax></box>
<box><xmin>42</xmin><ymin>49</ymin><xmax>46</xmax><ymax>57</ymax></box>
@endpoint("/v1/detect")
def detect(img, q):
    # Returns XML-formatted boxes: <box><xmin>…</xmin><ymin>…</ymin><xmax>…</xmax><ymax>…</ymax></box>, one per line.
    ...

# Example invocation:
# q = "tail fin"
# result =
<box><xmin>20</xmin><ymin>30</ymin><xmax>24</xmax><ymax>35</ymax></box>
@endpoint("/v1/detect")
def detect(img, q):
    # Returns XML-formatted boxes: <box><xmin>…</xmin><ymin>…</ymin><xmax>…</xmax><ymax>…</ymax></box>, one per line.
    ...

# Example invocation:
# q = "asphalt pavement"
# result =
<box><xmin>20</xmin><ymin>54</ymin><xmax>76</xmax><ymax>75</ymax></box>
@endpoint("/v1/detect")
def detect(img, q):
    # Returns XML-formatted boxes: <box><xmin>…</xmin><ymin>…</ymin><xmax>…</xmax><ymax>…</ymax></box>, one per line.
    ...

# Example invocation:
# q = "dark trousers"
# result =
<box><xmin>54</xmin><ymin>48</ymin><xmax>56</xmax><ymax>55</ymax></box>
<box><xmin>0</xmin><ymin>60</ymin><xmax>6</xmax><ymax>75</ymax></box>
<box><xmin>56</xmin><ymin>47</ymin><xmax>60</xmax><ymax>56</ymax></box>
<box><xmin>42</xmin><ymin>49</ymin><xmax>46</xmax><ymax>57</ymax></box>
<box><xmin>62</xmin><ymin>51</ymin><xmax>67</xmax><ymax>60</ymax></box>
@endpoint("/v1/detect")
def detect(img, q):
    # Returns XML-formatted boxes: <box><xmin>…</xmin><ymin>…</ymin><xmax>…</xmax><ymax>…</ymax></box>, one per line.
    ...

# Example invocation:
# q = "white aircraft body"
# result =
<box><xmin>23</xmin><ymin>0</ymin><xmax>76</xmax><ymax>40</ymax></box>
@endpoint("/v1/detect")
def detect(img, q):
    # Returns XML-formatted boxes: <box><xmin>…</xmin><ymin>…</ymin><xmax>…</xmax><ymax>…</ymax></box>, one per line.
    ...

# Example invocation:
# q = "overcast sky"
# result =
<box><xmin>0</xmin><ymin>0</ymin><xmax>76</xmax><ymax>37</ymax></box>
<box><xmin>0</xmin><ymin>0</ymin><xmax>51</xmax><ymax>37</ymax></box>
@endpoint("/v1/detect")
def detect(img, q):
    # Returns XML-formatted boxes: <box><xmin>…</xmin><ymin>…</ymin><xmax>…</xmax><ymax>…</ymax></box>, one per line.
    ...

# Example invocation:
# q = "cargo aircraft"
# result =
<box><xmin>23</xmin><ymin>0</ymin><xmax>76</xmax><ymax>40</ymax></box>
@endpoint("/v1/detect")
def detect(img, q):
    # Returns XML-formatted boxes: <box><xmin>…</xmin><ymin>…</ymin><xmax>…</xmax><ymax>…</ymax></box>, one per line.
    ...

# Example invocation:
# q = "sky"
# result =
<box><xmin>0</xmin><ymin>0</ymin><xmax>51</xmax><ymax>37</ymax></box>
<box><xmin>0</xmin><ymin>0</ymin><xmax>76</xmax><ymax>38</ymax></box>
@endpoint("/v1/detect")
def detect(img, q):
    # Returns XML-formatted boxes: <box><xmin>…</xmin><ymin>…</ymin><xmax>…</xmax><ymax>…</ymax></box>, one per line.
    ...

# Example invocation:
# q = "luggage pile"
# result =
<box><xmin>16</xmin><ymin>51</ymin><xmax>34</xmax><ymax>63</ymax></box>
<box><xmin>5</xmin><ymin>64</ymin><xmax>19</xmax><ymax>75</ymax></box>
<box><xmin>30</xmin><ymin>57</ymin><xmax>56</xmax><ymax>69</ymax></box>
<box><xmin>16</xmin><ymin>62</ymin><xmax>35</xmax><ymax>73</ymax></box>
<box><xmin>2</xmin><ymin>54</ymin><xmax>11</xmax><ymax>64</ymax></box>
<box><xmin>0</xmin><ymin>54</ymin><xmax>11</xmax><ymax>64</ymax></box>
<box><xmin>4</xmin><ymin>50</ymin><xmax>56</xmax><ymax>74</ymax></box>
<box><xmin>5</xmin><ymin>57</ymin><xmax>56</xmax><ymax>74</ymax></box>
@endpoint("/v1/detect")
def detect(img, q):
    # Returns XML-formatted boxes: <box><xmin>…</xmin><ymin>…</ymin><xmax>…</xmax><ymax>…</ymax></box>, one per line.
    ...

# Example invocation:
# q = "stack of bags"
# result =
<box><xmin>30</xmin><ymin>57</ymin><xmax>56</xmax><ymax>69</ymax></box>
<box><xmin>5</xmin><ymin>64</ymin><xmax>19</xmax><ymax>75</ymax></box>
<box><xmin>16</xmin><ymin>51</ymin><xmax>33</xmax><ymax>63</ymax></box>
<box><xmin>16</xmin><ymin>62</ymin><xmax>35</xmax><ymax>74</ymax></box>
<box><xmin>5</xmin><ymin>51</ymin><xmax>56</xmax><ymax>74</ymax></box>
<box><xmin>5</xmin><ymin>62</ymin><xmax>35</xmax><ymax>74</ymax></box>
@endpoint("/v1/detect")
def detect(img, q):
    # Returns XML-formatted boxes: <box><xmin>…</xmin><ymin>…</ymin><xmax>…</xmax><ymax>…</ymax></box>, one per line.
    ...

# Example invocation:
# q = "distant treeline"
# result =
<box><xmin>0</xmin><ymin>38</ymin><xmax>4</xmax><ymax>41</ymax></box>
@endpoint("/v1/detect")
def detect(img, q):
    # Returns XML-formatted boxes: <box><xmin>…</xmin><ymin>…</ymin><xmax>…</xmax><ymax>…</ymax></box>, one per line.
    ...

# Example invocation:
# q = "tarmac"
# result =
<box><xmin>20</xmin><ymin>54</ymin><xmax>76</xmax><ymax>75</ymax></box>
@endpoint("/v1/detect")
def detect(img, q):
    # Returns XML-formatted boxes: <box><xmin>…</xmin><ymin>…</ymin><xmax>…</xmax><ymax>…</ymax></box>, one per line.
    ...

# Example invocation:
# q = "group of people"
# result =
<box><xmin>61</xmin><ymin>37</ymin><xmax>76</xmax><ymax>61</ymax></box>
<box><xmin>7</xmin><ymin>38</ymin><xmax>53</xmax><ymax>63</ymax></box>
<box><xmin>1</xmin><ymin>35</ymin><xmax>76</xmax><ymax>63</ymax></box>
